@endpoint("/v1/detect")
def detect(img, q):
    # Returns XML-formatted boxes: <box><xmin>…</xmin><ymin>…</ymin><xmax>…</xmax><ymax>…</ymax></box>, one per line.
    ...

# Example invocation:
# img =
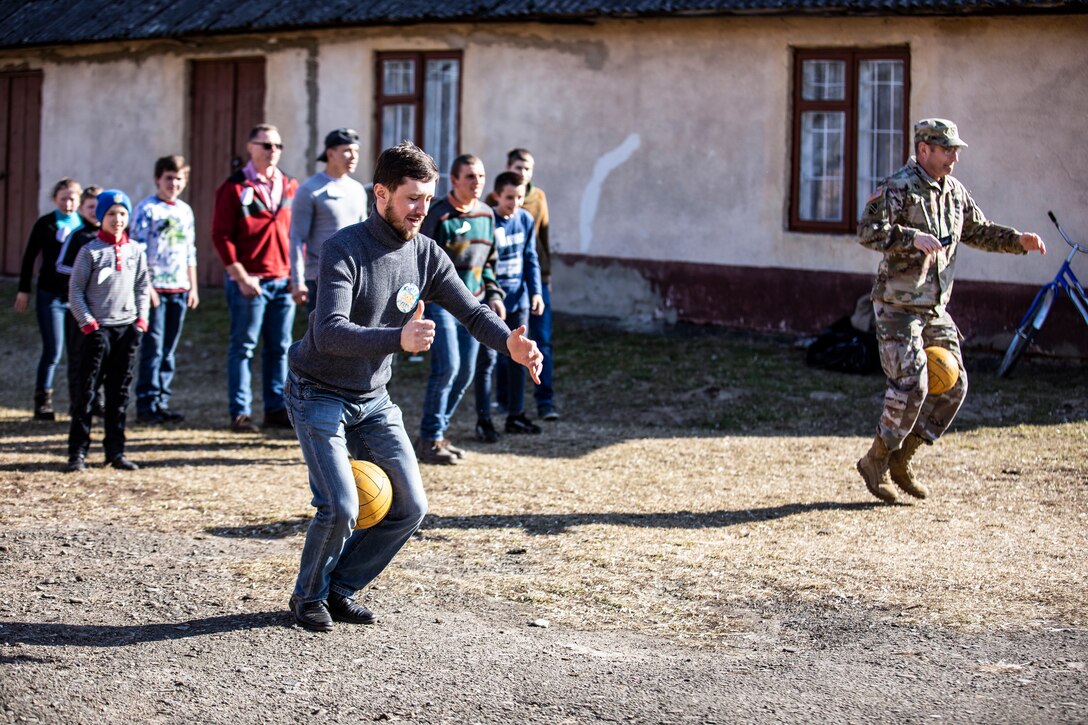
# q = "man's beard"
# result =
<box><xmin>383</xmin><ymin>200</ymin><xmax>416</xmax><ymax>241</ymax></box>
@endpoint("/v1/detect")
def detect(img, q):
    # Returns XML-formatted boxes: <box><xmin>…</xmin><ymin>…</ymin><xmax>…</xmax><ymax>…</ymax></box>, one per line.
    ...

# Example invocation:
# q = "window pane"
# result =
<box><xmin>381</xmin><ymin>104</ymin><xmax>415</xmax><ymax>149</ymax></box>
<box><xmin>856</xmin><ymin>59</ymin><xmax>905</xmax><ymax>215</ymax></box>
<box><xmin>382</xmin><ymin>60</ymin><xmax>415</xmax><ymax>96</ymax></box>
<box><xmin>802</xmin><ymin>60</ymin><xmax>846</xmax><ymax>101</ymax></box>
<box><xmin>424</xmin><ymin>58</ymin><xmax>460</xmax><ymax>198</ymax></box>
<box><xmin>799</xmin><ymin>111</ymin><xmax>845</xmax><ymax>222</ymax></box>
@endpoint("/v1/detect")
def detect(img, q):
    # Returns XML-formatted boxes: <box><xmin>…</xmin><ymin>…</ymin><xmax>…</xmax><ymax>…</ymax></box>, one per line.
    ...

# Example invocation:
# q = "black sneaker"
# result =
<box><xmin>65</xmin><ymin>457</ymin><xmax>86</xmax><ymax>473</ymax></box>
<box><xmin>263</xmin><ymin>408</ymin><xmax>293</xmax><ymax>430</ymax></box>
<box><xmin>137</xmin><ymin>410</ymin><xmax>165</xmax><ymax>425</ymax></box>
<box><xmin>539</xmin><ymin>406</ymin><xmax>560</xmax><ymax>421</ymax></box>
<box><xmin>289</xmin><ymin>594</ymin><xmax>334</xmax><ymax>632</ymax></box>
<box><xmin>109</xmin><ymin>455</ymin><xmax>140</xmax><ymax>471</ymax></box>
<box><xmin>327</xmin><ymin>593</ymin><xmax>376</xmax><ymax>625</ymax></box>
<box><xmin>475</xmin><ymin>418</ymin><xmax>501</xmax><ymax>443</ymax></box>
<box><xmin>505</xmin><ymin>414</ymin><xmax>541</xmax><ymax>435</ymax></box>
<box><xmin>157</xmin><ymin>407</ymin><xmax>185</xmax><ymax>423</ymax></box>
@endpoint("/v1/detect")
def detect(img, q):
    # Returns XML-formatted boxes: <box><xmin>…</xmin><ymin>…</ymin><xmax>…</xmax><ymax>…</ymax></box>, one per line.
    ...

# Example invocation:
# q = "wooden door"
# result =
<box><xmin>188</xmin><ymin>58</ymin><xmax>266</xmax><ymax>288</ymax></box>
<box><xmin>0</xmin><ymin>70</ymin><xmax>43</xmax><ymax>277</ymax></box>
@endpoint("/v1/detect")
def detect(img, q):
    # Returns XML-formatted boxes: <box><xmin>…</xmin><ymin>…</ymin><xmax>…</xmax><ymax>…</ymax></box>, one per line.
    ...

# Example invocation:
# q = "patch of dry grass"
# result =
<box><xmin>0</xmin><ymin>278</ymin><xmax>1085</xmax><ymax>647</ymax></box>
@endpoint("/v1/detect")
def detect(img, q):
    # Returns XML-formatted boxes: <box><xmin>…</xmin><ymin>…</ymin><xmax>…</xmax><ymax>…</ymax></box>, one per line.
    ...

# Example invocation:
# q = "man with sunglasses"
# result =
<box><xmin>211</xmin><ymin>123</ymin><xmax>299</xmax><ymax>433</ymax></box>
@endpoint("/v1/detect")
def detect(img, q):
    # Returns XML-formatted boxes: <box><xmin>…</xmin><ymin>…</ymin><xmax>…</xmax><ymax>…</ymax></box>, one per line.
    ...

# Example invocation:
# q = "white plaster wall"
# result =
<box><xmin>458</xmin><ymin>16</ymin><xmax>1088</xmax><ymax>288</ymax></box>
<box><xmin>38</xmin><ymin>54</ymin><xmax>187</xmax><ymax>209</ymax></box>
<box><xmin>265</xmin><ymin>46</ymin><xmax>312</xmax><ymax>180</ymax></box>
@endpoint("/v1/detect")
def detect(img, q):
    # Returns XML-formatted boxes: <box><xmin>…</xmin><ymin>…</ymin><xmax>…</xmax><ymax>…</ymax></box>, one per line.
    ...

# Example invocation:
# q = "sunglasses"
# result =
<box><xmin>253</xmin><ymin>141</ymin><xmax>284</xmax><ymax>151</ymax></box>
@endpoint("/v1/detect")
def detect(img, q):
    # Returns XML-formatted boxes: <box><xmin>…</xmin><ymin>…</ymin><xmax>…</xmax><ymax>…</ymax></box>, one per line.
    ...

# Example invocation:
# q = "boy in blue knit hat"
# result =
<box><xmin>66</xmin><ymin>189</ymin><xmax>151</xmax><ymax>472</ymax></box>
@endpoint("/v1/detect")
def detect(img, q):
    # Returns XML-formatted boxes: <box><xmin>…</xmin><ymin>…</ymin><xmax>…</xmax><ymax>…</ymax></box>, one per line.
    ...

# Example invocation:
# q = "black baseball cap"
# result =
<box><xmin>317</xmin><ymin>128</ymin><xmax>360</xmax><ymax>162</ymax></box>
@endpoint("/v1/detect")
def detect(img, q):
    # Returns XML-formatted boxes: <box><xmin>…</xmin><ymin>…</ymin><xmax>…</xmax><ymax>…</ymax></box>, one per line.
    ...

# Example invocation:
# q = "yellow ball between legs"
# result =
<box><xmin>351</xmin><ymin>459</ymin><xmax>393</xmax><ymax>530</ymax></box>
<box><xmin>924</xmin><ymin>346</ymin><xmax>959</xmax><ymax>396</ymax></box>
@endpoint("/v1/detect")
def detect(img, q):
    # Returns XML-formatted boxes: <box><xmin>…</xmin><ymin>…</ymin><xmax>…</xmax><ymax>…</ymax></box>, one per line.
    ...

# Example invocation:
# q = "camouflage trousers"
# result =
<box><xmin>873</xmin><ymin>301</ymin><xmax>968</xmax><ymax>451</ymax></box>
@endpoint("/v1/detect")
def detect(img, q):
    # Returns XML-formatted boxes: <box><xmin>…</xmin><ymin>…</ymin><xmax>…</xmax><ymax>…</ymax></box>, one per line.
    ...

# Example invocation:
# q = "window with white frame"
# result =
<box><xmin>789</xmin><ymin>48</ymin><xmax>910</xmax><ymax>233</ymax></box>
<box><xmin>376</xmin><ymin>51</ymin><xmax>462</xmax><ymax>197</ymax></box>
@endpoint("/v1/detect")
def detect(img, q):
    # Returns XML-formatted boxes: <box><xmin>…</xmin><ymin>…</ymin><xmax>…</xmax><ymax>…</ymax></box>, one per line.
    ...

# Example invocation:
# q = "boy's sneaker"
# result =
<box><xmin>415</xmin><ymin>438</ymin><xmax>457</xmax><ymax>465</ymax></box>
<box><xmin>65</xmin><ymin>456</ymin><xmax>86</xmax><ymax>473</ymax></box>
<box><xmin>109</xmin><ymin>455</ymin><xmax>140</xmax><ymax>471</ymax></box>
<box><xmin>263</xmin><ymin>408</ymin><xmax>293</xmax><ymax>430</ymax></box>
<box><xmin>157</xmin><ymin>407</ymin><xmax>185</xmax><ymax>423</ymax></box>
<box><xmin>475</xmin><ymin>418</ymin><xmax>502</xmax><ymax>443</ymax></box>
<box><xmin>539</xmin><ymin>406</ymin><xmax>560</xmax><ymax>421</ymax></box>
<box><xmin>231</xmin><ymin>414</ymin><xmax>260</xmax><ymax>433</ymax></box>
<box><xmin>137</xmin><ymin>409</ymin><xmax>165</xmax><ymax>425</ymax></box>
<box><xmin>438</xmin><ymin>438</ymin><xmax>466</xmax><ymax>459</ymax></box>
<box><xmin>505</xmin><ymin>414</ymin><xmax>542</xmax><ymax>435</ymax></box>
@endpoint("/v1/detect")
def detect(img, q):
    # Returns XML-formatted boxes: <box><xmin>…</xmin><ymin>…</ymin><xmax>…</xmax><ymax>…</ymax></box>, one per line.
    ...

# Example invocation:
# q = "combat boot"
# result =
<box><xmin>33</xmin><ymin>389</ymin><xmax>55</xmax><ymax>421</ymax></box>
<box><xmin>888</xmin><ymin>433</ymin><xmax>929</xmax><ymax>499</ymax></box>
<box><xmin>857</xmin><ymin>435</ymin><xmax>897</xmax><ymax>503</ymax></box>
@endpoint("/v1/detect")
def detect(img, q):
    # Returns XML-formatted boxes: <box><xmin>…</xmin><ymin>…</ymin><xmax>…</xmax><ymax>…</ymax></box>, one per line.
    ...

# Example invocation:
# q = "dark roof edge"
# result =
<box><xmin>2</xmin><ymin>5</ymin><xmax>1086</xmax><ymax>53</ymax></box>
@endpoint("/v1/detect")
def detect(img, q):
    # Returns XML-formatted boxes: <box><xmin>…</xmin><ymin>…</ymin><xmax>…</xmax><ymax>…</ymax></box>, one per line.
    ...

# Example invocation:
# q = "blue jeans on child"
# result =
<box><xmin>475</xmin><ymin>305</ymin><xmax>528</xmax><ymax>419</ymax></box>
<box><xmin>136</xmin><ymin>291</ymin><xmax>189</xmax><ymax>414</ymax></box>
<box><xmin>225</xmin><ymin>276</ymin><xmax>296</xmax><ymax>419</ymax></box>
<box><xmin>419</xmin><ymin>303</ymin><xmax>479</xmax><ymax>442</ymax></box>
<box><xmin>35</xmin><ymin>289</ymin><xmax>68</xmax><ymax>392</ymax></box>
<box><xmin>530</xmin><ymin>282</ymin><xmax>555</xmax><ymax>414</ymax></box>
<box><xmin>286</xmin><ymin>373</ymin><xmax>428</xmax><ymax>603</ymax></box>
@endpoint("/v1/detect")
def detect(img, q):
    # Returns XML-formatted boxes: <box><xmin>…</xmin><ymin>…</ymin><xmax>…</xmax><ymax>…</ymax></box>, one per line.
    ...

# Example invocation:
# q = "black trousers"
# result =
<box><xmin>68</xmin><ymin>324</ymin><xmax>141</xmax><ymax>461</ymax></box>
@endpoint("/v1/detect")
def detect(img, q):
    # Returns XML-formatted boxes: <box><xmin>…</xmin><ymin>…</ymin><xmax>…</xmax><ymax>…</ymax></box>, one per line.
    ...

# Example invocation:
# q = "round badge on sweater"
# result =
<box><xmin>396</xmin><ymin>283</ymin><xmax>420</xmax><ymax>313</ymax></box>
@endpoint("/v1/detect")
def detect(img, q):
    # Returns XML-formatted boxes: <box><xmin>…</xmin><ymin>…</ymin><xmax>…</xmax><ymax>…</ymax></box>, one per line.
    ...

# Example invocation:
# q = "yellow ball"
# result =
<box><xmin>351</xmin><ymin>459</ymin><xmax>392</xmax><ymax>530</ymax></box>
<box><xmin>924</xmin><ymin>346</ymin><xmax>959</xmax><ymax>396</ymax></box>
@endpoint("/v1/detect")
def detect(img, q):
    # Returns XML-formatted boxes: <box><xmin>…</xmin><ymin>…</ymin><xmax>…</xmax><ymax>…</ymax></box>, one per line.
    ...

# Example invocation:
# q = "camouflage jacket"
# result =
<box><xmin>858</xmin><ymin>158</ymin><xmax>1023</xmax><ymax>310</ymax></box>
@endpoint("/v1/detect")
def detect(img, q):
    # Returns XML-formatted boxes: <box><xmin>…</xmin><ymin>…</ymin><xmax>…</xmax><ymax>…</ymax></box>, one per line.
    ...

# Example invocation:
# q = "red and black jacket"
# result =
<box><xmin>211</xmin><ymin>169</ymin><xmax>298</xmax><ymax>279</ymax></box>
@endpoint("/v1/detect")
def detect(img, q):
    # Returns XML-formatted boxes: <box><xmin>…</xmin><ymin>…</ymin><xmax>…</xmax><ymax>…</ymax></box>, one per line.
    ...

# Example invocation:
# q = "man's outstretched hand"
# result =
<box><xmin>1019</xmin><ymin>232</ymin><xmax>1047</xmax><ymax>255</ymax></box>
<box><xmin>401</xmin><ymin>301</ymin><xmax>435</xmax><ymax>353</ymax></box>
<box><xmin>507</xmin><ymin>324</ymin><xmax>543</xmax><ymax>384</ymax></box>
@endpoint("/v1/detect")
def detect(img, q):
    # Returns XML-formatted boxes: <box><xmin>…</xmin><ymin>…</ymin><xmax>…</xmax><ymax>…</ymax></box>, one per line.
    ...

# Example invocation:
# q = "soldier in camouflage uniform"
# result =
<box><xmin>855</xmin><ymin>119</ymin><xmax>1047</xmax><ymax>503</ymax></box>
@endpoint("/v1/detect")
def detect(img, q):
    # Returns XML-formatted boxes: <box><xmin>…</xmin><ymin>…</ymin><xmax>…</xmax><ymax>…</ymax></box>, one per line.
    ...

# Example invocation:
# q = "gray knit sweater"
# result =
<box><xmin>68</xmin><ymin>236</ymin><xmax>151</xmax><ymax>330</ymax></box>
<box><xmin>288</xmin><ymin>213</ymin><xmax>511</xmax><ymax>398</ymax></box>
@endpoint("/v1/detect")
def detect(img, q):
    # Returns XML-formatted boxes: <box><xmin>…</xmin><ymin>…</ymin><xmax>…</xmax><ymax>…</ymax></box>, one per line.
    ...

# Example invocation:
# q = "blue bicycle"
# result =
<box><xmin>998</xmin><ymin>211</ymin><xmax>1088</xmax><ymax>377</ymax></box>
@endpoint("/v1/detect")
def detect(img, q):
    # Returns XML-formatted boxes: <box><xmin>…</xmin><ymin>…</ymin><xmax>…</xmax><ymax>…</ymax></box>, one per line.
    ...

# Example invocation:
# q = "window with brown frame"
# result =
<box><xmin>375</xmin><ymin>51</ymin><xmax>462</xmax><ymax>197</ymax></box>
<box><xmin>789</xmin><ymin>48</ymin><xmax>911</xmax><ymax>233</ymax></box>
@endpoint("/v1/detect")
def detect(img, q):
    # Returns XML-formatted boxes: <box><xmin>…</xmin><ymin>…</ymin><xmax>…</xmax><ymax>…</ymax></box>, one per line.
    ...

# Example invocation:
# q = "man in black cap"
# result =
<box><xmin>290</xmin><ymin>128</ymin><xmax>368</xmax><ymax>316</ymax></box>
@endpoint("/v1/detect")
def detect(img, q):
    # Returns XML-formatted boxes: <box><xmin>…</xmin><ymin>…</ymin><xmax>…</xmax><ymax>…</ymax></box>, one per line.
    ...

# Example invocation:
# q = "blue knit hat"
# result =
<box><xmin>95</xmin><ymin>189</ymin><xmax>132</xmax><ymax>223</ymax></box>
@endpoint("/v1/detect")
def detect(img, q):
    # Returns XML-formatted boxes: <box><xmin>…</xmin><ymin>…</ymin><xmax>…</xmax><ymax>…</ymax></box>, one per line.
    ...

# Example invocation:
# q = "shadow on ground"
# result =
<box><xmin>206</xmin><ymin>501</ymin><xmax>884</xmax><ymax>539</ymax></box>
<box><xmin>0</xmin><ymin>611</ymin><xmax>286</xmax><ymax>647</ymax></box>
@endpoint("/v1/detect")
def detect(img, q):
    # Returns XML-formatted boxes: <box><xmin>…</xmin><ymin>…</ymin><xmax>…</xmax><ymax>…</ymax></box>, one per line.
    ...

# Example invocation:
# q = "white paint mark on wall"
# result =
<box><xmin>580</xmin><ymin>133</ymin><xmax>641</xmax><ymax>254</ymax></box>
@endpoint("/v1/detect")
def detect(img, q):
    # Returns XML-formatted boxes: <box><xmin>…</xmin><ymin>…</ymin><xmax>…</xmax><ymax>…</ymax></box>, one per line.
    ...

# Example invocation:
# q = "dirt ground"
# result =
<box><xmin>1</xmin><ymin>284</ymin><xmax>1086</xmax><ymax>724</ymax></box>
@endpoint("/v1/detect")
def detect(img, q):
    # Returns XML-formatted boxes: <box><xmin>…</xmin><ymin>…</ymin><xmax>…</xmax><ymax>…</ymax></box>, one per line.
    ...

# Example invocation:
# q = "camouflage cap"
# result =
<box><xmin>914</xmin><ymin>118</ymin><xmax>968</xmax><ymax>148</ymax></box>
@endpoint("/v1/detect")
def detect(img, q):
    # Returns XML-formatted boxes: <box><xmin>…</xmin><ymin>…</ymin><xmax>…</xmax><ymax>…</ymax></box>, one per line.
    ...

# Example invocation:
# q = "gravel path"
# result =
<box><xmin>2</xmin><ymin>525</ymin><xmax>1085</xmax><ymax>724</ymax></box>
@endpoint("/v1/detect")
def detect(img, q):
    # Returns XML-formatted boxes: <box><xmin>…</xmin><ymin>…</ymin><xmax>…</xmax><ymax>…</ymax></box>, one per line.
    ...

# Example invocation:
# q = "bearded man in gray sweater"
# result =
<box><xmin>285</xmin><ymin>141</ymin><xmax>542</xmax><ymax>632</ymax></box>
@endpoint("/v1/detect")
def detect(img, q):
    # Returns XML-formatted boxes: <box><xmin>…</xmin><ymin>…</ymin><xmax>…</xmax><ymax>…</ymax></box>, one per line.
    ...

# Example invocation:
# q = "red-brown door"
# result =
<box><xmin>0</xmin><ymin>70</ymin><xmax>43</xmax><ymax>277</ymax></box>
<box><xmin>188</xmin><ymin>58</ymin><xmax>266</xmax><ymax>289</ymax></box>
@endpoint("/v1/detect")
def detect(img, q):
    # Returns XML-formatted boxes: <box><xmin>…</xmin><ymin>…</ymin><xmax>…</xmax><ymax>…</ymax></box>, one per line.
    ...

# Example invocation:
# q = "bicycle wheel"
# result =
<box><xmin>998</xmin><ymin>326</ymin><xmax>1037</xmax><ymax>377</ymax></box>
<box><xmin>998</xmin><ymin>288</ymin><xmax>1055</xmax><ymax>377</ymax></box>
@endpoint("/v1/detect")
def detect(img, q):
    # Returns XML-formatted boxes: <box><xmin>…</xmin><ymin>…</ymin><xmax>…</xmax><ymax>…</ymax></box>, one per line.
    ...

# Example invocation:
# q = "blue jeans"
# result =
<box><xmin>530</xmin><ymin>282</ymin><xmax>554</xmax><ymax>412</ymax></box>
<box><xmin>419</xmin><ymin>304</ymin><xmax>479</xmax><ymax>441</ymax></box>
<box><xmin>475</xmin><ymin>306</ymin><xmax>528</xmax><ymax>419</ymax></box>
<box><xmin>225</xmin><ymin>275</ymin><xmax>296</xmax><ymax>418</ymax></box>
<box><xmin>35</xmin><ymin>289</ymin><xmax>67</xmax><ymax>392</ymax></box>
<box><xmin>136</xmin><ymin>291</ymin><xmax>189</xmax><ymax>413</ymax></box>
<box><xmin>286</xmin><ymin>373</ymin><xmax>428</xmax><ymax>602</ymax></box>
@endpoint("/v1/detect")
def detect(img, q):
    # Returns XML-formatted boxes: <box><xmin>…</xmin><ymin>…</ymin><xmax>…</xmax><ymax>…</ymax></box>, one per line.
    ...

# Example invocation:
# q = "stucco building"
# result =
<box><xmin>2</xmin><ymin>0</ymin><xmax>1086</xmax><ymax>353</ymax></box>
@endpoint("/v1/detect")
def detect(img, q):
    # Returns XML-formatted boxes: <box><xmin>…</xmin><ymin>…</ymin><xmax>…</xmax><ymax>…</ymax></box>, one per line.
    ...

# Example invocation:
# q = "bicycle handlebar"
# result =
<box><xmin>1047</xmin><ymin>210</ymin><xmax>1085</xmax><ymax>254</ymax></box>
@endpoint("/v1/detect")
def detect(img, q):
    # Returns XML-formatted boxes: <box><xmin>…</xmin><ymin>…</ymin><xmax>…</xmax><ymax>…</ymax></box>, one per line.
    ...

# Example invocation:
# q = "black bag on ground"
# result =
<box><xmin>805</xmin><ymin>316</ymin><xmax>880</xmax><ymax>375</ymax></box>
